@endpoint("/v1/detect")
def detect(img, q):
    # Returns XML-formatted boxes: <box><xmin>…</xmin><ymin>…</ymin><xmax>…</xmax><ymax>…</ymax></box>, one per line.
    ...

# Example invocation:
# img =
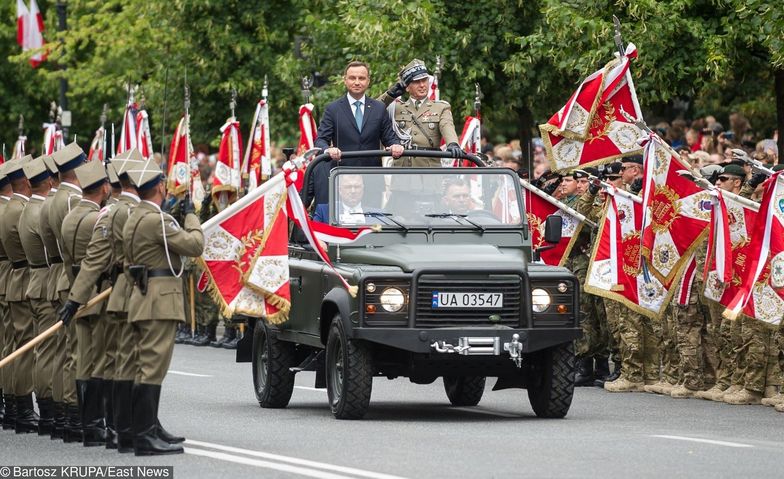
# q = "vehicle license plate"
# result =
<box><xmin>432</xmin><ymin>292</ymin><xmax>503</xmax><ymax>308</ymax></box>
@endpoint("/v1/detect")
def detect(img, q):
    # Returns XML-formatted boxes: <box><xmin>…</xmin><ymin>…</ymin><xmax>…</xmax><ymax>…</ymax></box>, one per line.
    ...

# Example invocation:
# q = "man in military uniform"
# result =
<box><xmin>123</xmin><ymin>159</ymin><xmax>204</xmax><ymax>456</ymax></box>
<box><xmin>0</xmin><ymin>157</ymin><xmax>39</xmax><ymax>433</ymax></box>
<box><xmin>39</xmin><ymin>154</ymin><xmax>68</xmax><ymax>438</ymax></box>
<box><xmin>58</xmin><ymin>159</ymin><xmax>112</xmax><ymax>446</ymax></box>
<box><xmin>18</xmin><ymin>156</ymin><xmax>57</xmax><ymax>434</ymax></box>
<box><xmin>49</xmin><ymin>142</ymin><xmax>87</xmax><ymax>442</ymax></box>
<box><xmin>378</xmin><ymin>59</ymin><xmax>461</xmax><ymax>165</ymax></box>
<box><xmin>0</xmin><ymin>165</ymin><xmax>15</xmax><ymax>430</ymax></box>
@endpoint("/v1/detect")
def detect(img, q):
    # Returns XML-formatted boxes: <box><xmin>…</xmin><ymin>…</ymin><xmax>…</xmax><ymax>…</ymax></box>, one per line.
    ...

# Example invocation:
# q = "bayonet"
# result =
<box><xmin>301</xmin><ymin>75</ymin><xmax>312</xmax><ymax>104</ymax></box>
<box><xmin>613</xmin><ymin>15</ymin><xmax>625</xmax><ymax>57</ymax></box>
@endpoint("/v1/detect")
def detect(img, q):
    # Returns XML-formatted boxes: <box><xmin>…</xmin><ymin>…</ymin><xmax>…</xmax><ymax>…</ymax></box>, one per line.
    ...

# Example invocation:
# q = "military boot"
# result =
<box><xmin>669</xmin><ymin>385</ymin><xmax>697</xmax><ymax>399</ymax></box>
<box><xmin>210</xmin><ymin>326</ymin><xmax>235</xmax><ymax>348</ymax></box>
<box><xmin>114</xmin><ymin>380</ymin><xmax>134</xmax><ymax>453</ymax></box>
<box><xmin>185</xmin><ymin>325</ymin><xmax>206</xmax><ymax>346</ymax></box>
<box><xmin>132</xmin><ymin>384</ymin><xmax>183</xmax><ymax>456</ymax></box>
<box><xmin>658</xmin><ymin>381</ymin><xmax>676</xmax><ymax>396</ymax></box>
<box><xmin>723</xmin><ymin>388</ymin><xmax>763</xmax><ymax>405</ymax></box>
<box><xmin>643</xmin><ymin>381</ymin><xmax>668</xmax><ymax>394</ymax></box>
<box><xmin>82</xmin><ymin>378</ymin><xmax>107</xmax><ymax>446</ymax></box>
<box><xmin>719</xmin><ymin>385</ymin><xmax>742</xmax><ymax>401</ymax></box>
<box><xmin>574</xmin><ymin>357</ymin><xmax>594</xmax><ymax>387</ymax></box>
<box><xmin>775</xmin><ymin>402</ymin><xmax>784</xmax><ymax>413</ymax></box>
<box><xmin>222</xmin><ymin>328</ymin><xmax>241</xmax><ymax>350</ymax></box>
<box><xmin>2</xmin><ymin>393</ymin><xmax>16</xmax><ymax>430</ymax></box>
<box><xmin>0</xmin><ymin>390</ymin><xmax>4</xmax><ymax>423</ymax></box>
<box><xmin>37</xmin><ymin>397</ymin><xmax>54</xmax><ymax>435</ymax></box>
<box><xmin>51</xmin><ymin>401</ymin><xmax>66</xmax><ymax>440</ymax></box>
<box><xmin>604</xmin><ymin>377</ymin><xmax>645</xmax><ymax>393</ymax></box>
<box><xmin>156</xmin><ymin>419</ymin><xmax>185</xmax><ymax>444</ymax></box>
<box><xmin>761</xmin><ymin>393</ymin><xmax>784</xmax><ymax>407</ymax></box>
<box><xmin>192</xmin><ymin>323</ymin><xmax>216</xmax><ymax>347</ymax></box>
<box><xmin>174</xmin><ymin>324</ymin><xmax>191</xmax><ymax>345</ymax></box>
<box><xmin>103</xmin><ymin>379</ymin><xmax>117</xmax><ymax>449</ymax></box>
<box><xmin>695</xmin><ymin>385</ymin><xmax>726</xmax><ymax>401</ymax></box>
<box><xmin>14</xmin><ymin>394</ymin><xmax>40</xmax><ymax>434</ymax></box>
<box><xmin>594</xmin><ymin>357</ymin><xmax>610</xmax><ymax>381</ymax></box>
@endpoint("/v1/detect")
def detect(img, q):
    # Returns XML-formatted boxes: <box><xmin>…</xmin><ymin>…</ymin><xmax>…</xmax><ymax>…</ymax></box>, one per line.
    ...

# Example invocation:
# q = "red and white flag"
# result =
<box><xmin>540</xmin><ymin>44</ymin><xmax>643</xmax><ymax>172</ymax></box>
<box><xmin>42</xmin><ymin>122</ymin><xmax>64</xmax><ymax>155</ymax></box>
<box><xmin>640</xmin><ymin>135</ymin><xmax>711</xmax><ymax>283</ymax></box>
<box><xmin>521</xmin><ymin>180</ymin><xmax>590</xmax><ymax>267</ymax></box>
<box><xmin>117</xmin><ymin>100</ymin><xmax>138</xmax><ymax>155</ymax></box>
<box><xmin>17</xmin><ymin>0</ymin><xmax>47</xmax><ymax>67</ymax></box>
<box><xmin>11</xmin><ymin>134</ymin><xmax>26</xmax><ymax>161</ymax></box>
<box><xmin>585</xmin><ymin>186</ymin><xmax>675</xmax><ymax>319</ymax></box>
<box><xmin>87</xmin><ymin>126</ymin><xmax>106</xmax><ymax>162</ymax></box>
<box><xmin>458</xmin><ymin>116</ymin><xmax>481</xmax><ymax>155</ymax></box>
<box><xmin>724</xmin><ymin>173</ymin><xmax>784</xmax><ymax>325</ymax></box>
<box><xmin>167</xmin><ymin>114</ymin><xmax>205</xmax><ymax>209</ymax></box>
<box><xmin>213</xmin><ymin>117</ymin><xmax>243</xmax><ymax>205</ymax></box>
<box><xmin>428</xmin><ymin>75</ymin><xmax>439</xmax><ymax>101</ymax></box>
<box><xmin>135</xmin><ymin>108</ymin><xmax>154</xmax><ymax>159</ymax></box>
<box><xmin>297</xmin><ymin>103</ymin><xmax>317</xmax><ymax>155</ymax></box>
<box><xmin>243</xmin><ymin>100</ymin><xmax>271</xmax><ymax>190</ymax></box>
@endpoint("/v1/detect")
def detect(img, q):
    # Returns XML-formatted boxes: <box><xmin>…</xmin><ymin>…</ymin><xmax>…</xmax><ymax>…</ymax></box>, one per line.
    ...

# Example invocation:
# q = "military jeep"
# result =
<box><xmin>239</xmin><ymin>150</ymin><xmax>581</xmax><ymax>420</ymax></box>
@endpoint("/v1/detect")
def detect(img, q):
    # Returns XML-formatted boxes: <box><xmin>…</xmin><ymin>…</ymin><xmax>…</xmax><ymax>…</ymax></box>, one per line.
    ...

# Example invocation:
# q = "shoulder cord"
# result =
<box><xmin>127</xmin><ymin>213</ymin><xmax>145</xmax><ymax>265</ymax></box>
<box><xmin>160</xmin><ymin>212</ymin><xmax>184</xmax><ymax>278</ymax></box>
<box><xmin>71</xmin><ymin>214</ymin><xmax>89</xmax><ymax>264</ymax></box>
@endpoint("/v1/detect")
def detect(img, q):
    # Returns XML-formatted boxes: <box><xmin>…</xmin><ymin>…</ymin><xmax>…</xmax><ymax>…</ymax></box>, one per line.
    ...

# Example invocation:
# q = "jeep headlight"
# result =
<box><xmin>379</xmin><ymin>287</ymin><xmax>406</xmax><ymax>312</ymax></box>
<box><xmin>531</xmin><ymin>288</ymin><xmax>551</xmax><ymax>313</ymax></box>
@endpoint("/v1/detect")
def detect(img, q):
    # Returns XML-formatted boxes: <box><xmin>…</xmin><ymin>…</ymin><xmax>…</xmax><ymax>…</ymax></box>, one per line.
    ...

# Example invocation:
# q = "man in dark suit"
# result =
<box><xmin>315</xmin><ymin>61</ymin><xmax>404</xmax><ymax>166</ymax></box>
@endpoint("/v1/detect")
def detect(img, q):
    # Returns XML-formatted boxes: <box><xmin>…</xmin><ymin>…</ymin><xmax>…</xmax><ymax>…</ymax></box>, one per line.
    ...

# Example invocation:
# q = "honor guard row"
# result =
<box><xmin>0</xmin><ymin>143</ymin><xmax>204</xmax><ymax>456</ymax></box>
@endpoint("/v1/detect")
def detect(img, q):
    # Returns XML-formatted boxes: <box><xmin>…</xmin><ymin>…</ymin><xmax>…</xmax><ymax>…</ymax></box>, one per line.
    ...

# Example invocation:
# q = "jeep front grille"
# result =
<box><xmin>414</xmin><ymin>274</ymin><xmax>522</xmax><ymax>327</ymax></box>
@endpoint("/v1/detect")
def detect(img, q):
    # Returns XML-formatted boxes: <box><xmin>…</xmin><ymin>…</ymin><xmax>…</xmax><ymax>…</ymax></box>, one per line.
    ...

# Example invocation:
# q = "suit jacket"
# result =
<box><xmin>314</xmin><ymin>95</ymin><xmax>400</xmax><ymax>167</ymax></box>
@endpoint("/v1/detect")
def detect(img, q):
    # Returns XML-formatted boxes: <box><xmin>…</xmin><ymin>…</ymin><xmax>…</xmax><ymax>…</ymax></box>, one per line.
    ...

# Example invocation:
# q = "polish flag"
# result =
<box><xmin>135</xmin><ymin>108</ymin><xmax>154</xmax><ymax>159</ymax></box>
<box><xmin>17</xmin><ymin>0</ymin><xmax>47</xmax><ymax>68</ymax></box>
<box><xmin>117</xmin><ymin>100</ymin><xmax>138</xmax><ymax>155</ymax></box>
<box><xmin>242</xmin><ymin>100</ymin><xmax>271</xmax><ymax>190</ymax></box>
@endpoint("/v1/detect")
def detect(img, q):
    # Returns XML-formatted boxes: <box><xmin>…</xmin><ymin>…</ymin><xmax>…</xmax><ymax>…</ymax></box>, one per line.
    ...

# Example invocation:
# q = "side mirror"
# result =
<box><xmin>544</xmin><ymin>214</ymin><xmax>563</xmax><ymax>244</ymax></box>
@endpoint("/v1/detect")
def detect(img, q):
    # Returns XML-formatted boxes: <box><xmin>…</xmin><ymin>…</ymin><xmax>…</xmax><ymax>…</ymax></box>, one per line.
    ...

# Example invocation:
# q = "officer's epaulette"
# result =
<box><xmin>433</xmin><ymin>99</ymin><xmax>450</xmax><ymax>105</ymax></box>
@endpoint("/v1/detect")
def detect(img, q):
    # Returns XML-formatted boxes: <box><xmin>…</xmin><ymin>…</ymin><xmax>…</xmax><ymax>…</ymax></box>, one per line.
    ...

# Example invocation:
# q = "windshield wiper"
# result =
<box><xmin>424</xmin><ymin>213</ymin><xmax>485</xmax><ymax>232</ymax></box>
<box><xmin>351</xmin><ymin>212</ymin><xmax>409</xmax><ymax>232</ymax></box>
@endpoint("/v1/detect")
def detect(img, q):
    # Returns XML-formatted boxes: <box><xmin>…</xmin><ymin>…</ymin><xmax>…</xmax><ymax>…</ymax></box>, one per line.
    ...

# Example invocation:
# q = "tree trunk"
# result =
<box><xmin>776</xmin><ymin>67</ymin><xmax>784</xmax><ymax>165</ymax></box>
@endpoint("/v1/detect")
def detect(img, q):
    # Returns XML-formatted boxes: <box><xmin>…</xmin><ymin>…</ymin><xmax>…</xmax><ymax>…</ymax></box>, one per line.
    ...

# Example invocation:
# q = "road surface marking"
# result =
<box><xmin>185</xmin><ymin>447</ymin><xmax>354</xmax><ymax>479</ymax></box>
<box><xmin>186</xmin><ymin>439</ymin><xmax>410</xmax><ymax>479</ymax></box>
<box><xmin>295</xmin><ymin>386</ymin><xmax>327</xmax><ymax>393</ymax></box>
<box><xmin>651</xmin><ymin>435</ymin><xmax>754</xmax><ymax>448</ymax></box>
<box><xmin>168</xmin><ymin>370</ymin><xmax>213</xmax><ymax>378</ymax></box>
<box><xmin>451</xmin><ymin>407</ymin><xmax>521</xmax><ymax>418</ymax></box>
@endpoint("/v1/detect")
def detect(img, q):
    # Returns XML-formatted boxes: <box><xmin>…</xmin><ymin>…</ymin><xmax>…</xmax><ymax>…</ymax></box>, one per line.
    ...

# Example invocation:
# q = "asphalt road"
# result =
<box><xmin>1</xmin><ymin>344</ymin><xmax>782</xmax><ymax>479</ymax></box>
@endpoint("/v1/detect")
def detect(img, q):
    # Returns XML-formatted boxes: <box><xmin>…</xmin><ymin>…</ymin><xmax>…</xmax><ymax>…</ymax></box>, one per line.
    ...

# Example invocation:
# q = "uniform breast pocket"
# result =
<box><xmin>425</xmin><ymin>114</ymin><xmax>442</xmax><ymax>129</ymax></box>
<box><xmin>153</xmin><ymin>283</ymin><xmax>185</xmax><ymax>320</ymax></box>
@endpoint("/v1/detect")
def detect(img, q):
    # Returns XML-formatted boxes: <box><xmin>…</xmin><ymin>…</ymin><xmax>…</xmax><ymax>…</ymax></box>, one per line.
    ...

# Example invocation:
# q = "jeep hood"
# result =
<box><xmin>339</xmin><ymin>244</ymin><xmax>526</xmax><ymax>272</ymax></box>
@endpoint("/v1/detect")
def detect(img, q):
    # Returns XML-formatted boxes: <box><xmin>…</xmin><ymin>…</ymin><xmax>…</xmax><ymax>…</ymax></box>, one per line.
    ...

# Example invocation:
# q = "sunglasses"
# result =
<box><xmin>716</xmin><ymin>176</ymin><xmax>739</xmax><ymax>182</ymax></box>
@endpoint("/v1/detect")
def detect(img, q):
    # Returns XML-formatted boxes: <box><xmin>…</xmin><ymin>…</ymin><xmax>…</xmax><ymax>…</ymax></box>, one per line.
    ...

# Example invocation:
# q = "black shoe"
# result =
<box><xmin>222</xmin><ymin>332</ymin><xmax>241</xmax><ymax>350</ymax></box>
<box><xmin>191</xmin><ymin>324</ymin><xmax>216</xmax><ymax>347</ymax></box>
<box><xmin>15</xmin><ymin>394</ymin><xmax>40</xmax><ymax>434</ymax></box>
<box><xmin>210</xmin><ymin>327</ymin><xmax>236</xmax><ymax>348</ymax></box>
<box><xmin>157</xmin><ymin>419</ymin><xmax>185</xmax><ymax>444</ymax></box>
<box><xmin>37</xmin><ymin>397</ymin><xmax>54</xmax><ymax>436</ymax></box>
<box><xmin>103</xmin><ymin>379</ymin><xmax>117</xmax><ymax>449</ymax></box>
<box><xmin>574</xmin><ymin>357</ymin><xmax>595</xmax><ymax>387</ymax></box>
<box><xmin>594</xmin><ymin>357</ymin><xmax>610</xmax><ymax>380</ymax></box>
<box><xmin>185</xmin><ymin>325</ymin><xmax>205</xmax><ymax>346</ymax></box>
<box><xmin>63</xmin><ymin>398</ymin><xmax>83</xmax><ymax>444</ymax></box>
<box><xmin>82</xmin><ymin>378</ymin><xmax>106</xmax><ymax>447</ymax></box>
<box><xmin>114</xmin><ymin>380</ymin><xmax>134</xmax><ymax>453</ymax></box>
<box><xmin>174</xmin><ymin>325</ymin><xmax>191</xmax><ymax>345</ymax></box>
<box><xmin>51</xmin><ymin>401</ymin><xmax>65</xmax><ymax>440</ymax></box>
<box><xmin>2</xmin><ymin>393</ymin><xmax>16</xmax><ymax>430</ymax></box>
<box><xmin>132</xmin><ymin>384</ymin><xmax>183</xmax><ymax>456</ymax></box>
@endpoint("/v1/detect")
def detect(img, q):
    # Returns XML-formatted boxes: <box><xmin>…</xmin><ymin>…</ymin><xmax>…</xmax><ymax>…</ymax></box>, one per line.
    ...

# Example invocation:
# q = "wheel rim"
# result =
<box><xmin>329</xmin><ymin>336</ymin><xmax>344</xmax><ymax>406</ymax></box>
<box><xmin>257</xmin><ymin>330</ymin><xmax>269</xmax><ymax>392</ymax></box>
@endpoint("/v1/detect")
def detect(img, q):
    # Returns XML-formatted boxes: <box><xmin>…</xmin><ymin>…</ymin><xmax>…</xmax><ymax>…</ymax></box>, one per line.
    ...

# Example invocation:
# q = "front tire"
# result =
<box><xmin>326</xmin><ymin>316</ymin><xmax>373</xmax><ymax>419</ymax></box>
<box><xmin>527</xmin><ymin>342</ymin><xmax>575</xmax><ymax>418</ymax></box>
<box><xmin>443</xmin><ymin>376</ymin><xmax>486</xmax><ymax>406</ymax></box>
<box><xmin>252</xmin><ymin>321</ymin><xmax>295</xmax><ymax>408</ymax></box>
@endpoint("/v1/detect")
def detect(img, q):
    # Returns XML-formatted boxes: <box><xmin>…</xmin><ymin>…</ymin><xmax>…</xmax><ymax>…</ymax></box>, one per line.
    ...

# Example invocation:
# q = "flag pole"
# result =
<box><xmin>189</xmin><ymin>273</ymin><xmax>196</xmax><ymax>336</ymax></box>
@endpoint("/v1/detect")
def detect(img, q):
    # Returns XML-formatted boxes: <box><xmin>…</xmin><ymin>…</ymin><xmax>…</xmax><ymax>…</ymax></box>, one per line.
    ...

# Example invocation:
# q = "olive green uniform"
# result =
<box><xmin>0</xmin><ymin>194</ymin><xmax>13</xmax><ymax>414</ymax></box>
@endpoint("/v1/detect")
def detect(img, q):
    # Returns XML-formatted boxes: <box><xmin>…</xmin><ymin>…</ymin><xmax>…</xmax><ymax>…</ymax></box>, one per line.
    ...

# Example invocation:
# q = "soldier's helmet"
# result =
<box><xmin>399</xmin><ymin>59</ymin><xmax>429</xmax><ymax>86</ymax></box>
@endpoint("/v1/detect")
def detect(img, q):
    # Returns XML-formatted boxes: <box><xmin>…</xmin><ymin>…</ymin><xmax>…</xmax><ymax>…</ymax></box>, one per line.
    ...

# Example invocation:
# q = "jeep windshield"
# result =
<box><xmin>328</xmin><ymin>168</ymin><xmax>525</xmax><ymax>229</ymax></box>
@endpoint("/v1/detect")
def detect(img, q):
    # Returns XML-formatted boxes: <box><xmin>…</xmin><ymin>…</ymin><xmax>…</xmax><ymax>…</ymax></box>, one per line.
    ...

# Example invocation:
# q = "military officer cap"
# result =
<box><xmin>42</xmin><ymin>155</ymin><xmax>58</xmax><ymax>175</ymax></box>
<box><xmin>117</xmin><ymin>148</ymin><xmax>145</xmax><ymax>180</ymax></box>
<box><xmin>107</xmin><ymin>162</ymin><xmax>121</xmax><ymax>186</ymax></box>
<box><xmin>574</xmin><ymin>167</ymin><xmax>599</xmax><ymax>179</ymax></box>
<box><xmin>22</xmin><ymin>156</ymin><xmax>51</xmax><ymax>184</ymax></box>
<box><xmin>127</xmin><ymin>158</ymin><xmax>164</xmax><ymax>191</ymax></box>
<box><xmin>4</xmin><ymin>155</ymin><xmax>31</xmax><ymax>181</ymax></box>
<box><xmin>52</xmin><ymin>141</ymin><xmax>87</xmax><ymax>172</ymax></box>
<box><xmin>75</xmin><ymin>158</ymin><xmax>108</xmax><ymax>190</ymax></box>
<box><xmin>773</xmin><ymin>164</ymin><xmax>784</xmax><ymax>172</ymax></box>
<box><xmin>0</xmin><ymin>163</ymin><xmax>8</xmax><ymax>188</ymax></box>
<box><xmin>721</xmin><ymin>164</ymin><xmax>746</xmax><ymax>178</ymax></box>
<box><xmin>602</xmin><ymin>162</ymin><xmax>623</xmax><ymax>179</ymax></box>
<box><xmin>622</xmin><ymin>155</ymin><xmax>643</xmax><ymax>166</ymax></box>
<box><xmin>399</xmin><ymin>59</ymin><xmax>429</xmax><ymax>86</ymax></box>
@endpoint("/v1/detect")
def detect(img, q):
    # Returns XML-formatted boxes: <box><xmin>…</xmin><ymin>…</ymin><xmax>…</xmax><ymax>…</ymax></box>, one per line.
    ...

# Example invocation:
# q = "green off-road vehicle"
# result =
<box><xmin>237</xmin><ymin>150</ymin><xmax>581</xmax><ymax>419</ymax></box>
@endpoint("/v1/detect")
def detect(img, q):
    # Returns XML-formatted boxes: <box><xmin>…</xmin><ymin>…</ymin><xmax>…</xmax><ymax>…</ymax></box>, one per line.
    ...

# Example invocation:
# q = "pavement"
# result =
<box><xmin>1</xmin><ymin>344</ymin><xmax>782</xmax><ymax>479</ymax></box>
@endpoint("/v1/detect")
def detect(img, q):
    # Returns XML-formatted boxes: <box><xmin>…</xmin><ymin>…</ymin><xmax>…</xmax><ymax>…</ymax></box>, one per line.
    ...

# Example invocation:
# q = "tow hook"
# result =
<box><xmin>504</xmin><ymin>333</ymin><xmax>523</xmax><ymax>368</ymax></box>
<box><xmin>430</xmin><ymin>337</ymin><xmax>501</xmax><ymax>355</ymax></box>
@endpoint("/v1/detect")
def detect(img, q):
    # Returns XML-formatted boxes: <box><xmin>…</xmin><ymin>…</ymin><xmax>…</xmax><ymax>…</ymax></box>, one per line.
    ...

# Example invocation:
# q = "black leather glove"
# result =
<box><xmin>57</xmin><ymin>300</ymin><xmax>80</xmax><ymax>327</ymax></box>
<box><xmin>181</xmin><ymin>194</ymin><xmax>196</xmax><ymax>215</ymax></box>
<box><xmin>386</xmin><ymin>81</ymin><xmax>406</xmax><ymax>99</ymax></box>
<box><xmin>446</xmin><ymin>142</ymin><xmax>463</xmax><ymax>157</ymax></box>
<box><xmin>630</xmin><ymin>177</ymin><xmax>643</xmax><ymax>194</ymax></box>
<box><xmin>588</xmin><ymin>179</ymin><xmax>601</xmax><ymax>195</ymax></box>
<box><xmin>748</xmin><ymin>172</ymin><xmax>767</xmax><ymax>188</ymax></box>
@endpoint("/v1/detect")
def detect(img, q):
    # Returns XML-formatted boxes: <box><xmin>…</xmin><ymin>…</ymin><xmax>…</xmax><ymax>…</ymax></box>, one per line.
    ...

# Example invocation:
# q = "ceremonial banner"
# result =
<box><xmin>11</xmin><ymin>134</ymin><xmax>26</xmax><ymax>161</ymax></box>
<box><xmin>585</xmin><ymin>186</ymin><xmax>675</xmax><ymax>319</ymax></box>
<box><xmin>17</xmin><ymin>0</ymin><xmax>47</xmax><ymax>67</ymax></box>
<box><xmin>135</xmin><ymin>109</ymin><xmax>154</xmax><ymax>159</ymax></box>
<box><xmin>724</xmin><ymin>173</ymin><xmax>784</xmax><ymax>325</ymax></box>
<box><xmin>521</xmin><ymin>180</ymin><xmax>590</xmax><ymax>267</ymax></box>
<box><xmin>117</xmin><ymin>100</ymin><xmax>138</xmax><ymax>155</ymax></box>
<box><xmin>42</xmin><ymin>122</ymin><xmax>63</xmax><ymax>155</ymax></box>
<box><xmin>428</xmin><ymin>74</ymin><xmax>439</xmax><ymax>101</ymax></box>
<box><xmin>213</xmin><ymin>118</ymin><xmax>243</xmax><ymax>205</ymax></box>
<box><xmin>540</xmin><ymin>44</ymin><xmax>643</xmax><ymax>171</ymax></box>
<box><xmin>87</xmin><ymin>126</ymin><xmax>105</xmax><ymax>162</ymax></box>
<box><xmin>640</xmin><ymin>135</ymin><xmax>711</xmax><ymax>283</ymax></box>
<box><xmin>297</xmin><ymin>103</ymin><xmax>317</xmax><ymax>156</ymax></box>
<box><xmin>167</xmin><ymin>115</ymin><xmax>204</xmax><ymax>209</ymax></box>
<box><xmin>243</xmin><ymin>100</ymin><xmax>271</xmax><ymax>190</ymax></box>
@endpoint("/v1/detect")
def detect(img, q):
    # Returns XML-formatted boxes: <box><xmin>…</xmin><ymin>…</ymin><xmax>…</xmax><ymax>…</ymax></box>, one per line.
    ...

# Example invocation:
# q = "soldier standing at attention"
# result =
<box><xmin>0</xmin><ymin>156</ymin><xmax>39</xmax><ymax>433</ymax></box>
<box><xmin>0</xmin><ymin>165</ymin><xmax>16</xmax><ymax>430</ymax></box>
<box><xmin>39</xmin><ymin>154</ymin><xmax>68</xmax><ymax>438</ymax></box>
<box><xmin>18</xmin><ymin>156</ymin><xmax>57</xmax><ymax>434</ymax></box>
<box><xmin>49</xmin><ymin>142</ymin><xmax>87</xmax><ymax>442</ymax></box>
<box><xmin>58</xmin><ymin>159</ymin><xmax>112</xmax><ymax>447</ymax></box>
<box><xmin>378</xmin><ymin>59</ymin><xmax>462</xmax><ymax>165</ymax></box>
<box><xmin>124</xmin><ymin>159</ymin><xmax>204</xmax><ymax>456</ymax></box>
